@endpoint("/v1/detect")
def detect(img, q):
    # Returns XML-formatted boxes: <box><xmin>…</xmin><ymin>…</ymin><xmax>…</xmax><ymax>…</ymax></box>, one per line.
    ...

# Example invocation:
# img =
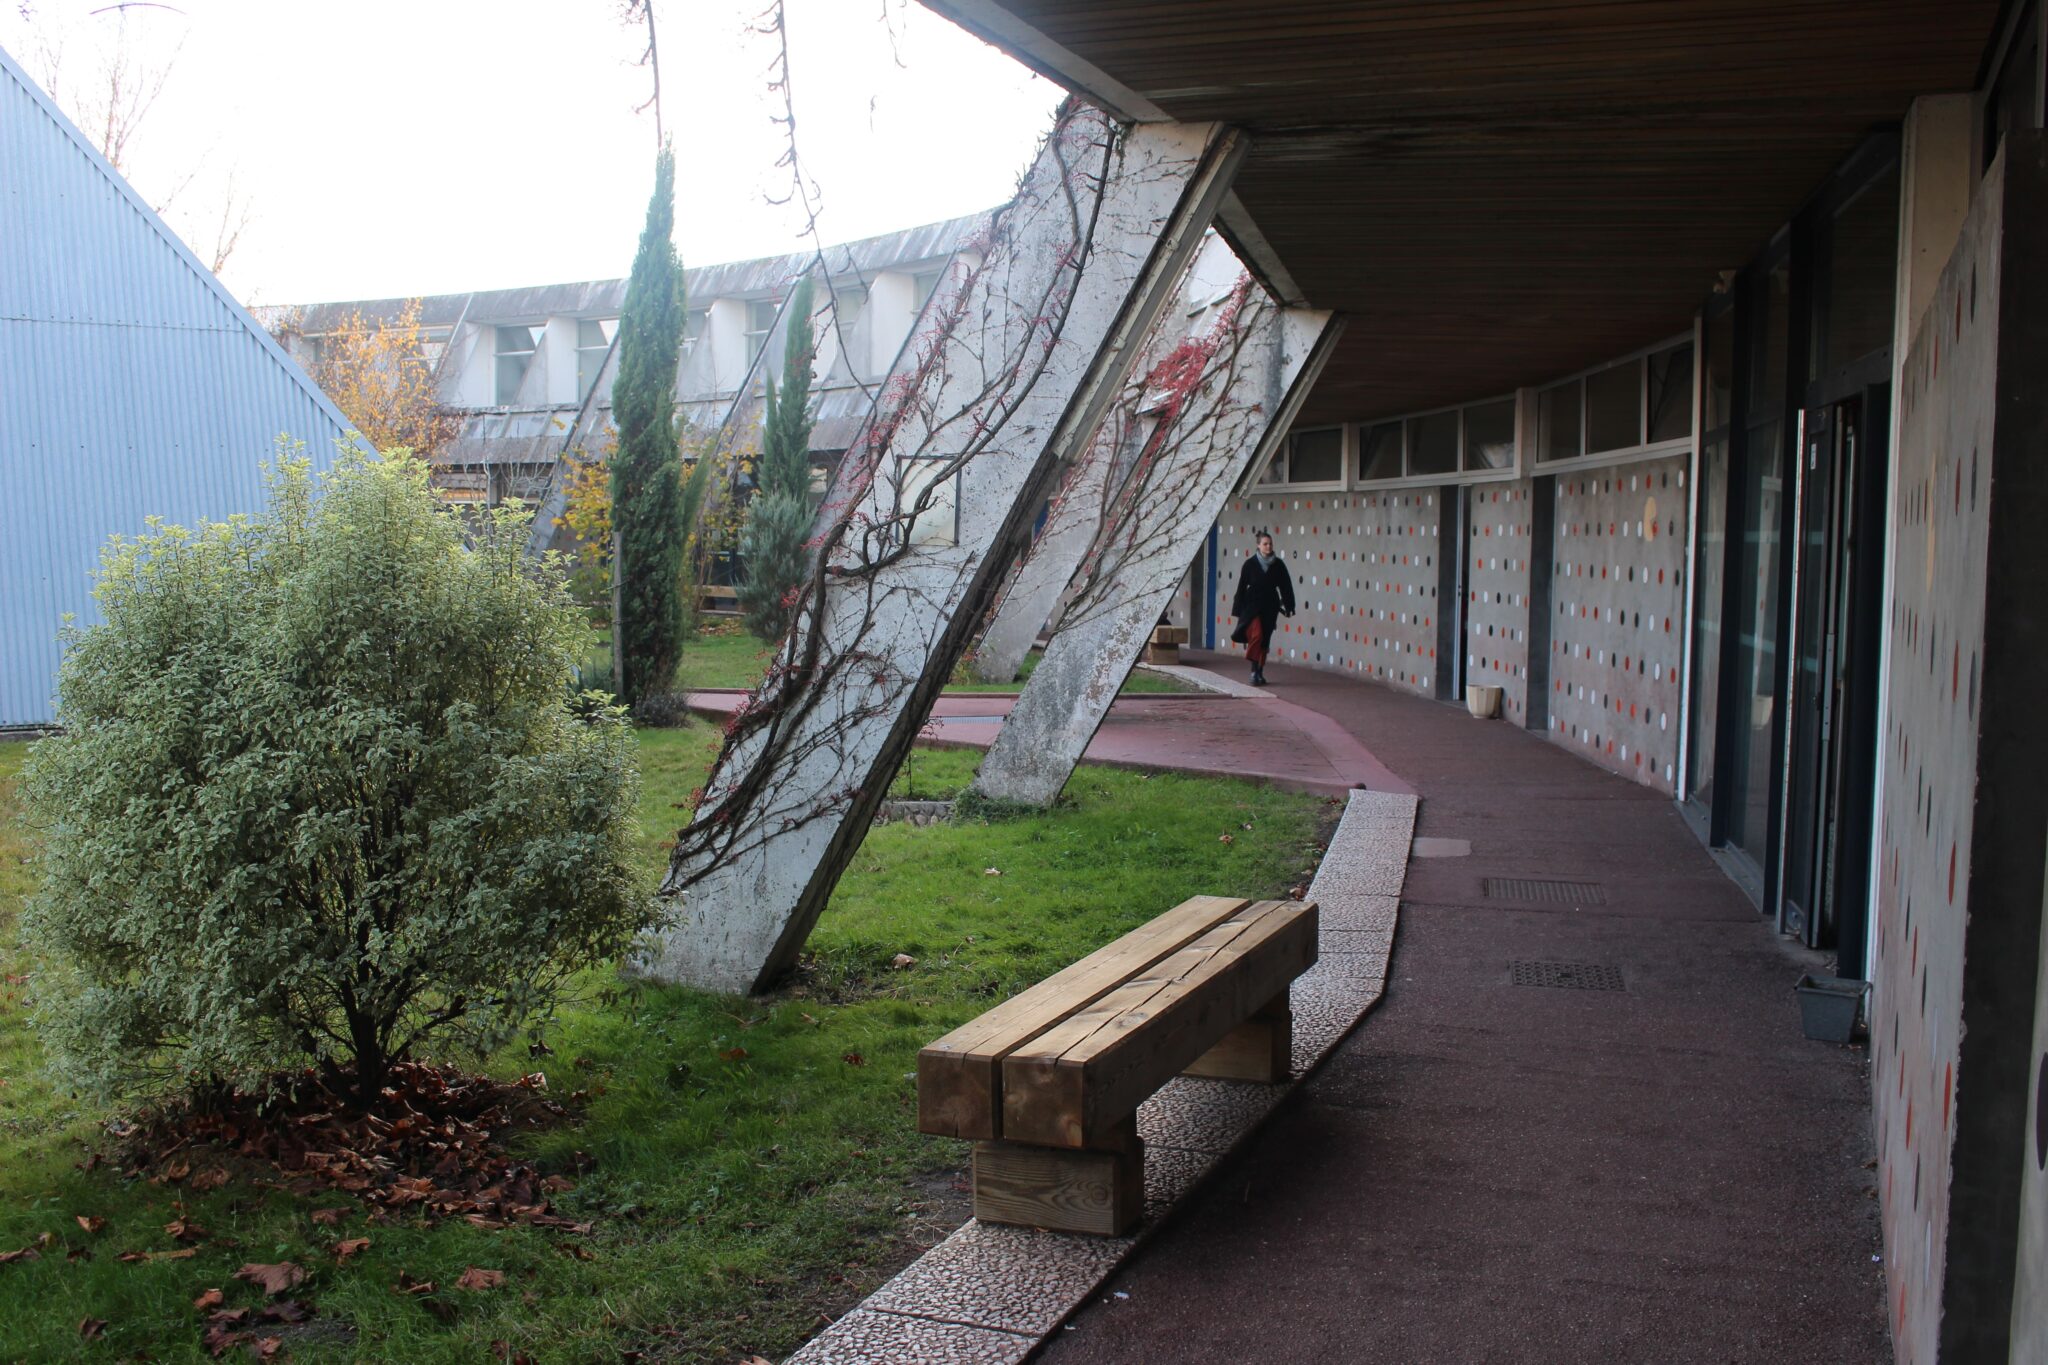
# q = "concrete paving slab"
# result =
<box><xmin>861</xmin><ymin>1221</ymin><xmax>1131</xmax><ymax>1337</ymax></box>
<box><xmin>784</xmin><ymin>1309</ymin><xmax>1033</xmax><ymax>1365</ymax></box>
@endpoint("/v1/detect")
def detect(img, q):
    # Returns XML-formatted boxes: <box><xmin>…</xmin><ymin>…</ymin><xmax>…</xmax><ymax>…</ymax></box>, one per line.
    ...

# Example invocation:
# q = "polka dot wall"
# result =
<box><xmin>1545</xmin><ymin>458</ymin><xmax>1689</xmax><ymax>795</ymax></box>
<box><xmin>1870</xmin><ymin>188</ymin><xmax>1995</xmax><ymax>1365</ymax></box>
<box><xmin>1465</xmin><ymin>482</ymin><xmax>1533</xmax><ymax>724</ymax></box>
<box><xmin>1217</xmin><ymin>492</ymin><xmax>1441</xmax><ymax>694</ymax></box>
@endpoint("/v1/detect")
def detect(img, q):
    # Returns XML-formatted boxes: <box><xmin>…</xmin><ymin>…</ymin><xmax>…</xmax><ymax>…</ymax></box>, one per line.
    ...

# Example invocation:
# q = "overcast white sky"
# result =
<box><xmin>2</xmin><ymin>0</ymin><xmax>1062</xmax><ymax>306</ymax></box>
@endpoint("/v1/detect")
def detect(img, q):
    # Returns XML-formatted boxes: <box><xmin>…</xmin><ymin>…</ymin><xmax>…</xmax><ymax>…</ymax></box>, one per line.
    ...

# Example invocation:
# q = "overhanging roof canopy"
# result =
<box><xmin>926</xmin><ymin>0</ymin><xmax>2002</xmax><ymax>423</ymax></box>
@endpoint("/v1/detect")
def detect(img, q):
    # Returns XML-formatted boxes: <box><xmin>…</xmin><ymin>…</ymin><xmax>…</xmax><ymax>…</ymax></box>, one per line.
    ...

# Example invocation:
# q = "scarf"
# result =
<box><xmin>1256</xmin><ymin>552</ymin><xmax>1275</xmax><ymax>570</ymax></box>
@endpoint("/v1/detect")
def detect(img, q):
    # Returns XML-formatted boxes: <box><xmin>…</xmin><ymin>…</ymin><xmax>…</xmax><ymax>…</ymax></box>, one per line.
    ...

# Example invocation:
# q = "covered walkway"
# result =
<box><xmin>1039</xmin><ymin>654</ymin><xmax>1884</xmax><ymax>1362</ymax></box>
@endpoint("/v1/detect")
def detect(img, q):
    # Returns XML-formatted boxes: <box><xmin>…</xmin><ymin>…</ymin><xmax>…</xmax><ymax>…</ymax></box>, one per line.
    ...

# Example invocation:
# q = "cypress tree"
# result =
<box><xmin>611</xmin><ymin>145</ymin><xmax>686</xmax><ymax>704</ymax></box>
<box><xmin>738</xmin><ymin>275</ymin><xmax>817</xmax><ymax>642</ymax></box>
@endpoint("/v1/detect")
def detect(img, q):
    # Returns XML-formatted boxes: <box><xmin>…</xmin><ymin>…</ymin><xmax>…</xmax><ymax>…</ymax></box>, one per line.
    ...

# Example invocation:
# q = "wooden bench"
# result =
<box><xmin>697</xmin><ymin>583</ymin><xmax>739</xmax><ymax>615</ymax></box>
<box><xmin>1144</xmin><ymin>624</ymin><xmax>1189</xmax><ymax>665</ymax></box>
<box><xmin>917</xmin><ymin>895</ymin><xmax>1318</xmax><ymax>1235</ymax></box>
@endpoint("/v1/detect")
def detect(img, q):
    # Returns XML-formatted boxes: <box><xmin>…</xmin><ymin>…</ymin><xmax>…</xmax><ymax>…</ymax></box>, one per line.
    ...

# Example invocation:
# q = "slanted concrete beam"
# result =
<box><xmin>971</xmin><ymin>427</ymin><xmax>1115</xmax><ymax>682</ymax></box>
<box><xmin>639</xmin><ymin>104</ymin><xmax>1245</xmax><ymax>994</ymax></box>
<box><xmin>972</xmin><ymin>291</ymin><xmax>1340</xmax><ymax>807</ymax></box>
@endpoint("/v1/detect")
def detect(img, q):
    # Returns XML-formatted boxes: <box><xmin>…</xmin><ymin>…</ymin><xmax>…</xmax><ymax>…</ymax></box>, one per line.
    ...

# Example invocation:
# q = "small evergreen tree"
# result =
<box><xmin>21</xmin><ymin>452</ymin><xmax>648</xmax><ymax>1108</ymax></box>
<box><xmin>611</xmin><ymin>145</ymin><xmax>686</xmax><ymax>703</ymax></box>
<box><xmin>737</xmin><ymin>276</ymin><xmax>817</xmax><ymax>642</ymax></box>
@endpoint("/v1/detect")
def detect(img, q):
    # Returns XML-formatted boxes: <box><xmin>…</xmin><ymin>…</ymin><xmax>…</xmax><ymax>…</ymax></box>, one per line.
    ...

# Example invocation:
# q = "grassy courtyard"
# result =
<box><xmin>669</xmin><ymin>621</ymin><xmax>1196</xmax><ymax>695</ymax></box>
<box><xmin>0</xmin><ymin>724</ymin><xmax>1324</xmax><ymax>1361</ymax></box>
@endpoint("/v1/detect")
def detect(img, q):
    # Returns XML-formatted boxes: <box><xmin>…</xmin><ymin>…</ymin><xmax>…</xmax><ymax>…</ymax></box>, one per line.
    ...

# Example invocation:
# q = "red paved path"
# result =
<box><xmin>685</xmin><ymin>662</ymin><xmax>1415</xmax><ymax>798</ymax></box>
<box><xmin>1035</xmin><ymin>655</ymin><xmax>1885</xmax><ymax>1364</ymax></box>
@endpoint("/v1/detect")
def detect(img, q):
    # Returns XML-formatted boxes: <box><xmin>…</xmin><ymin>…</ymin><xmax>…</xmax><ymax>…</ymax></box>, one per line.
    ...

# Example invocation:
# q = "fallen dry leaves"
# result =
<box><xmin>233</xmin><ymin>1262</ymin><xmax>307</xmax><ymax>1296</ymax></box>
<box><xmin>455</xmin><ymin>1265</ymin><xmax>506</xmax><ymax>1291</ymax></box>
<box><xmin>202</xmin><ymin>1300</ymin><xmax>315</xmax><ymax>1359</ymax></box>
<box><xmin>119</xmin><ymin>1061</ymin><xmax>591</xmax><ymax>1235</ymax></box>
<box><xmin>192</xmin><ymin>1288</ymin><xmax>225</xmax><ymax>1312</ymax></box>
<box><xmin>333</xmin><ymin>1237</ymin><xmax>371</xmax><ymax>1263</ymax></box>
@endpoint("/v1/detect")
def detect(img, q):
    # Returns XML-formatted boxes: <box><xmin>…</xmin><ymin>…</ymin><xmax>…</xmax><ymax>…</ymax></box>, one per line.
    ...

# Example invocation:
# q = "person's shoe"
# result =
<box><xmin>1252</xmin><ymin>670</ymin><xmax>1266</xmax><ymax>686</ymax></box>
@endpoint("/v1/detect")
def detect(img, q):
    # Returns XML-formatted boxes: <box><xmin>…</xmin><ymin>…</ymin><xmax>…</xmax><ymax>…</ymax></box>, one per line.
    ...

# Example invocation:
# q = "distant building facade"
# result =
<box><xmin>262</xmin><ymin>214</ymin><xmax>990</xmax><ymax>553</ymax></box>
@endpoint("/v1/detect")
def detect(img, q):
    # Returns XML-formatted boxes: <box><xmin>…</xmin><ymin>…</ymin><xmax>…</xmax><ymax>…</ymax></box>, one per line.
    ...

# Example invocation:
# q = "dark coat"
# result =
<box><xmin>1230</xmin><ymin>554</ymin><xmax>1294</xmax><ymax>641</ymax></box>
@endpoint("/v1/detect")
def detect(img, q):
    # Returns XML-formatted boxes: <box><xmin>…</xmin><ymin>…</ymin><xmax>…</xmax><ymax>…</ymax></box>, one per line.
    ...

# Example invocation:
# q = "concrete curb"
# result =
<box><xmin>784</xmin><ymin>788</ymin><xmax>1418</xmax><ymax>1365</ymax></box>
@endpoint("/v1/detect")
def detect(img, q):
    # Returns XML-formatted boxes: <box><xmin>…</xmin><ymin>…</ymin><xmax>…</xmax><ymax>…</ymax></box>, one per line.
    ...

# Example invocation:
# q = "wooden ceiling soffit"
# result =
<box><xmin>919</xmin><ymin>0</ymin><xmax>1170</xmax><ymax>121</ymax></box>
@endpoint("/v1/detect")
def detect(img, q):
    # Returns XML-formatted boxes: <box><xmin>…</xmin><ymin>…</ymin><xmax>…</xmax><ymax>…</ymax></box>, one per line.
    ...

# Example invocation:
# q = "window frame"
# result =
<box><xmin>1254</xmin><ymin>424</ymin><xmax>1351</xmax><ymax>491</ymax></box>
<box><xmin>1347</xmin><ymin>391</ymin><xmax>1528</xmax><ymax>491</ymax></box>
<box><xmin>1530</xmin><ymin>333</ymin><xmax>1696</xmax><ymax>476</ymax></box>
<box><xmin>493</xmin><ymin>322</ymin><xmax>541</xmax><ymax>406</ymax></box>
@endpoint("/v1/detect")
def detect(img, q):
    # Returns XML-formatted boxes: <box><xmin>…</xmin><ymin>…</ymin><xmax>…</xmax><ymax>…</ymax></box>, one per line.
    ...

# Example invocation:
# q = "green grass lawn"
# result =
<box><xmin>0</xmin><ymin>728</ymin><xmax>1325</xmax><ymax>1362</ymax></box>
<box><xmin>672</xmin><ymin>622</ymin><xmax>1195</xmax><ymax>695</ymax></box>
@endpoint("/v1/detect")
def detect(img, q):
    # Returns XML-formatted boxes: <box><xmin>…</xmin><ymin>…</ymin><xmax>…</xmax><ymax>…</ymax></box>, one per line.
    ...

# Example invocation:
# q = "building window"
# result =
<box><xmin>1358</xmin><ymin>421</ymin><xmax>1403</xmax><ymax>481</ymax></box>
<box><xmin>417</xmin><ymin>326</ymin><xmax>451</xmax><ymax>373</ymax></box>
<box><xmin>1259</xmin><ymin>426</ymin><xmax>1345</xmax><ymax>486</ymax></box>
<box><xmin>495</xmin><ymin>324</ymin><xmax>539</xmax><ymax>405</ymax></box>
<box><xmin>1536</xmin><ymin>339</ymin><xmax>1693</xmax><ymax>463</ymax></box>
<box><xmin>1463</xmin><ymin>398</ymin><xmax>1517</xmax><ymax>471</ymax></box>
<box><xmin>833</xmin><ymin>286</ymin><xmax>867</xmax><ymax>335</ymax></box>
<box><xmin>911</xmin><ymin>268</ymin><xmax>945</xmax><ymax>313</ymax></box>
<box><xmin>1647</xmin><ymin>343</ymin><xmax>1695</xmax><ymax>444</ymax></box>
<box><xmin>1353</xmin><ymin>393</ymin><xmax>1522</xmax><ymax>484</ymax></box>
<box><xmin>746</xmin><ymin>299</ymin><xmax>779</xmax><ymax>375</ymax></box>
<box><xmin>576</xmin><ymin>318</ymin><xmax>617</xmax><ymax>401</ymax></box>
<box><xmin>681</xmin><ymin>308</ymin><xmax>708</xmax><ymax>363</ymax></box>
<box><xmin>1585</xmin><ymin>360</ymin><xmax>1643</xmax><ymax>453</ymax></box>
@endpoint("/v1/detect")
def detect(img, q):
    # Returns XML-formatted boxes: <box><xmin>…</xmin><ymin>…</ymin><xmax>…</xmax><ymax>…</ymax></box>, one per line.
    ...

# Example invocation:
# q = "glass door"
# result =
<box><xmin>1780</xmin><ymin>389</ymin><xmax>1887</xmax><ymax>966</ymax></box>
<box><xmin>1781</xmin><ymin>405</ymin><xmax>1845</xmax><ymax>943</ymax></box>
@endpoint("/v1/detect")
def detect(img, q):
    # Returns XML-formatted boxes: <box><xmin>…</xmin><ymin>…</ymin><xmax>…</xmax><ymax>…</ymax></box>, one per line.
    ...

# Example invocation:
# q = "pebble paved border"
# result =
<box><xmin>785</xmin><ymin>787</ymin><xmax>1417</xmax><ymax>1364</ymax></box>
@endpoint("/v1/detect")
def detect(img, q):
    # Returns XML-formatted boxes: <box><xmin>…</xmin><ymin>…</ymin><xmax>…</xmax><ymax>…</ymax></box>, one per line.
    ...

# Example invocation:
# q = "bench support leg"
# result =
<box><xmin>1184</xmin><ymin>990</ymin><xmax>1291</xmax><ymax>1084</ymax></box>
<box><xmin>972</xmin><ymin>1115</ymin><xmax>1143</xmax><ymax>1237</ymax></box>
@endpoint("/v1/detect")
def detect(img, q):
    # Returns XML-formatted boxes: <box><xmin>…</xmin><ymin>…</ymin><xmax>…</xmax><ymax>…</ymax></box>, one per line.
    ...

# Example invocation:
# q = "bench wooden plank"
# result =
<box><xmin>1000</xmin><ymin>899</ymin><xmax>1318</xmax><ymax>1149</ymax></box>
<box><xmin>917</xmin><ymin>895</ymin><xmax>1252</xmax><ymax>1141</ymax></box>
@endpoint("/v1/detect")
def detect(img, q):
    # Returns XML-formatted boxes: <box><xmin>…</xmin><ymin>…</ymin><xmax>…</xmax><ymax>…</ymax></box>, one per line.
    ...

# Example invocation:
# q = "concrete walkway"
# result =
<box><xmin>1037</xmin><ymin>655</ymin><xmax>1886</xmax><ymax>1364</ymax></box>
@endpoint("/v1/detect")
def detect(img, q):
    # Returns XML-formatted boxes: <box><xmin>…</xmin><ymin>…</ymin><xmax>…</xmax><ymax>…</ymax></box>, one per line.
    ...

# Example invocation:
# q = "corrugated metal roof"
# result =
<box><xmin>0</xmin><ymin>43</ymin><xmax>361</xmax><ymax>728</ymax></box>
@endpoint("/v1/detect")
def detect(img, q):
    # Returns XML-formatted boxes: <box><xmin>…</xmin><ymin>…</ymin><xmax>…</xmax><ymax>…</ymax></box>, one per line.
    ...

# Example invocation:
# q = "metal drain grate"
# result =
<box><xmin>1511</xmin><ymin>960</ymin><xmax>1625</xmax><ymax>991</ymax></box>
<box><xmin>1484</xmin><ymin>877</ymin><xmax>1607</xmax><ymax>905</ymax></box>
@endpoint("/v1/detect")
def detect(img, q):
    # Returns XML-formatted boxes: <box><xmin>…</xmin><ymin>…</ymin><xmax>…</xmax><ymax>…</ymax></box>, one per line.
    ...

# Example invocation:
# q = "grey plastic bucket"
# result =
<box><xmin>1793</xmin><ymin>974</ymin><xmax>1869</xmax><ymax>1043</ymax></box>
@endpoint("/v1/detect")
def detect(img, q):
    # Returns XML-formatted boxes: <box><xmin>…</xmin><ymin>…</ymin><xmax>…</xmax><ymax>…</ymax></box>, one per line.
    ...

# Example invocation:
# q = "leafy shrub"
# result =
<box><xmin>21</xmin><ymin>452</ymin><xmax>652</xmax><ymax>1106</ymax></box>
<box><xmin>735</xmin><ymin>489</ymin><xmax>811</xmax><ymax>643</ymax></box>
<box><xmin>628</xmin><ymin>690</ymin><xmax>694</xmax><ymax>729</ymax></box>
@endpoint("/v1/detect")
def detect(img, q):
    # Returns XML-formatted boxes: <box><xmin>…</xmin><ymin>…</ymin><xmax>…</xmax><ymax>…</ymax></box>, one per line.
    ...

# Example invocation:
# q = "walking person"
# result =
<box><xmin>1229</xmin><ymin>531</ymin><xmax>1294</xmax><ymax>686</ymax></box>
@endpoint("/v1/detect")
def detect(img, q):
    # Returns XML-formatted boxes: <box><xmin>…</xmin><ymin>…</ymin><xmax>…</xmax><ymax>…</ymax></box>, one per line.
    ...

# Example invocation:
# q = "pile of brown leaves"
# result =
<box><xmin>130</xmin><ymin>1061</ymin><xmax>592</xmax><ymax>1233</ymax></box>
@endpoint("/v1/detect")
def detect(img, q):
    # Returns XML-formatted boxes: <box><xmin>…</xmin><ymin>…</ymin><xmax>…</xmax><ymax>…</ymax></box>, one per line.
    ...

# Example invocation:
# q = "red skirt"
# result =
<box><xmin>1245</xmin><ymin>615</ymin><xmax>1269</xmax><ymax>669</ymax></box>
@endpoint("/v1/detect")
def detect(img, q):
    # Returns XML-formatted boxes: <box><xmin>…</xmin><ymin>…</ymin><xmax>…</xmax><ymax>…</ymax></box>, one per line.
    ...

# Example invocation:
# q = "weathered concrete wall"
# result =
<box><xmin>642</xmin><ymin>107</ymin><xmax>1242</xmax><ymax>994</ymax></box>
<box><xmin>975</xmin><ymin>298</ymin><xmax>1338</xmax><ymax>805</ymax></box>
<box><xmin>1464</xmin><ymin>481</ymin><xmax>1533</xmax><ymax>724</ymax></box>
<box><xmin>1873</xmin><ymin>137</ymin><xmax>2048</xmax><ymax>1365</ymax></box>
<box><xmin>974</xmin><ymin>235</ymin><xmax>1245</xmax><ymax>683</ymax></box>
<box><xmin>1214</xmin><ymin>491</ymin><xmax>1444</xmax><ymax>695</ymax></box>
<box><xmin>1544</xmin><ymin>460</ymin><xmax>1689</xmax><ymax>794</ymax></box>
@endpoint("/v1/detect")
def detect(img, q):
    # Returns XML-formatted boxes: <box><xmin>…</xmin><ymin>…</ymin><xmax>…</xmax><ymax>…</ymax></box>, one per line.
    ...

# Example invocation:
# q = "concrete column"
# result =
<box><xmin>637</xmin><ymin>104</ymin><xmax>1245</xmax><ymax>993</ymax></box>
<box><xmin>1863</xmin><ymin>91</ymin><xmax>1974</xmax><ymax>985</ymax></box>
<box><xmin>971</xmin><ymin>392</ymin><xmax>1125</xmax><ymax>682</ymax></box>
<box><xmin>971</xmin><ymin>294</ymin><xmax>1340</xmax><ymax>806</ymax></box>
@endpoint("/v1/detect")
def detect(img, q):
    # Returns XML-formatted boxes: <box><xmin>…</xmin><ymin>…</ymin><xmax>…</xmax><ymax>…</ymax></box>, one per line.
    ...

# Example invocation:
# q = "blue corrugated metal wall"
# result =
<box><xmin>0</xmin><ymin>45</ymin><xmax>358</xmax><ymax>727</ymax></box>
